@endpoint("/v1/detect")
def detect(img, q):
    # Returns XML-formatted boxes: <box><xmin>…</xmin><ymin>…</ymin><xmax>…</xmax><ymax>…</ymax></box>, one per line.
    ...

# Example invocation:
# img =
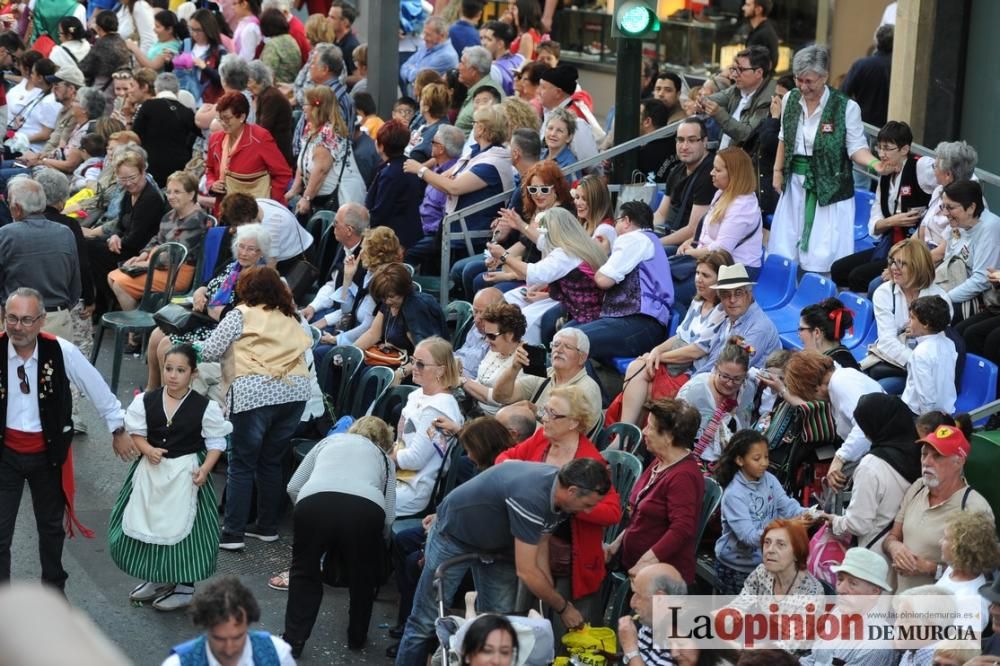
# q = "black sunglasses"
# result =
<box><xmin>16</xmin><ymin>364</ymin><xmax>28</xmax><ymax>395</ymax></box>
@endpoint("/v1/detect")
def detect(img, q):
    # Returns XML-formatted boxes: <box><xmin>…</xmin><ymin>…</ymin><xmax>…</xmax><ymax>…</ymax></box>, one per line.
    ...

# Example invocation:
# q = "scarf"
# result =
<box><xmin>208</xmin><ymin>261</ymin><xmax>243</xmax><ymax>307</ymax></box>
<box><xmin>693</xmin><ymin>395</ymin><xmax>737</xmax><ymax>473</ymax></box>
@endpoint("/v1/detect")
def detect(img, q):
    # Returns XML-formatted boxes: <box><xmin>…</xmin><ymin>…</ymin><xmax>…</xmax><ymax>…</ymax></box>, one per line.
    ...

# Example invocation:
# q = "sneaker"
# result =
<box><xmin>152</xmin><ymin>585</ymin><xmax>194</xmax><ymax>611</ymax></box>
<box><xmin>219</xmin><ymin>532</ymin><xmax>245</xmax><ymax>551</ymax></box>
<box><xmin>244</xmin><ymin>524</ymin><xmax>279</xmax><ymax>542</ymax></box>
<box><xmin>129</xmin><ymin>581</ymin><xmax>174</xmax><ymax>602</ymax></box>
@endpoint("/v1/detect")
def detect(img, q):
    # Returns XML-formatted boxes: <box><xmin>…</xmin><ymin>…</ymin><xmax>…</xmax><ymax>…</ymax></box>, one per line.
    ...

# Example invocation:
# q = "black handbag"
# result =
<box><xmin>153</xmin><ymin>303</ymin><xmax>217</xmax><ymax>335</ymax></box>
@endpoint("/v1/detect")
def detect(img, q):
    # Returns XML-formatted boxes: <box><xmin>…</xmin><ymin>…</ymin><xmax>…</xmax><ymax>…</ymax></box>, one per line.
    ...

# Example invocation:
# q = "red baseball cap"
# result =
<box><xmin>918</xmin><ymin>425</ymin><xmax>971</xmax><ymax>458</ymax></box>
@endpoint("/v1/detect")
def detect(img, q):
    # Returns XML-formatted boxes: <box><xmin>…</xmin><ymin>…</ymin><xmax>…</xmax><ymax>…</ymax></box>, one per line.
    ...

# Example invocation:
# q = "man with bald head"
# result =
<box><xmin>618</xmin><ymin>563</ymin><xmax>687</xmax><ymax>666</ymax></box>
<box><xmin>455</xmin><ymin>287</ymin><xmax>503</xmax><ymax>379</ymax></box>
<box><xmin>496</xmin><ymin>403</ymin><xmax>536</xmax><ymax>443</ymax></box>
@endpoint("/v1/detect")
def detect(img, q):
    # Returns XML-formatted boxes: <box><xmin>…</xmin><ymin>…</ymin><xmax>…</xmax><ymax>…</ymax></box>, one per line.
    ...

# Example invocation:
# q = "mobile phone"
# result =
<box><xmin>519</xmin><ymin>287</ymin><xmax>528</xmax><ymax>296</ymax></box>
<box><xmin>523</xmin><ymin>344</ymin><xmax>547</xmax><ymax>377</ymax></box>
<box><xmin>907</xmin><ymin>206</ymin><xmax>927</xmax><ymax>216</ymax></box>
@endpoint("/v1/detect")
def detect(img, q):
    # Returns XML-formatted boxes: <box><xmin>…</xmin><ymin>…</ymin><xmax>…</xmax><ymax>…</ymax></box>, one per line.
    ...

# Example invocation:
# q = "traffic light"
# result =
<box><xmin>612</xmin><ymin>0</ymin><xmax>660</xmax><ymax>40</ymax></box>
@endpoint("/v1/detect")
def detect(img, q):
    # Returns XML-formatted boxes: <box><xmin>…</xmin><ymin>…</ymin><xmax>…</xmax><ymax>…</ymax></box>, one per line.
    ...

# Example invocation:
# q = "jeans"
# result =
<box><xmin>450</xmin><ymin>255</ymin><xmax>485</xmax><ymax>299</ymax></box>
<box><xmin>567</xmin><ymin>315</ymin><xmax>668</xmax><ymax>366</ymax></box>
<box><xmin>395</xmin><ymin>522</ymin><xmax>517</xmax><ymax>666</ymax></box>
<box><xmin>868</xmin><ymin>362</ymin><xmax>906</xmax><ymax>396</ymax></box>
<box><xmin>391</xmin><ymin>526</ymin><xmax>427</xmax><ymax>627</ymax></box>
<box><xmin>224</xmin><ymin>401</ymin><xmax>306</xmax><ymax>536</ymax></box>
<box><xmin>0</xmin><ymin>448</ymin><xmax>68</xmax><ymax>589</ymax></box>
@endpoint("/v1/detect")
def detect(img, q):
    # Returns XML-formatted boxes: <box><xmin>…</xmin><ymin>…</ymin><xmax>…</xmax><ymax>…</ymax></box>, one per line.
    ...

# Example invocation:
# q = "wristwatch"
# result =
<box><xmin>418</xmin><ymin>166</ymin><xmax>428</xmax><ymax>180</ymax></box>
<box><xmin>622</xmin><ymin>650</ymin><xmax>640</xmax><ymax>663</ymax></box>
<box><xmin>112</xmin><ymin>426</ymin><xmax>125</xmax><ymax>436</ymax></box>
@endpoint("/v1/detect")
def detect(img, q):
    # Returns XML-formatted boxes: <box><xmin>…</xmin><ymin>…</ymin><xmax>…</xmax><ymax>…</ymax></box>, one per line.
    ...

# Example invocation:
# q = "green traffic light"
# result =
<box><xmin>619</xmin><ymin>4</ymin><xmax>653</xmax><ymax>35</ymax></box>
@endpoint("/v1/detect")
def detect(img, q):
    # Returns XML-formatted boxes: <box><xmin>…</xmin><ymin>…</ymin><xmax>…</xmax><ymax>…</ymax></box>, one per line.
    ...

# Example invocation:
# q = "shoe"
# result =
<box><xmin>385</xmin><ymin>642</ymin><xmax>399</xmax><ymax>658</ymax></box>
<box><xmin>245</xmin><ymin>524</ymin><xmax>279</xmax><ymax>542</ymax></box>
<box><xmin>72</xmin><ymin>421</ymin><xmax>88</xmax><ymax>436</ymax></box>
<box><xmin>129</xmin><ymin>581</ymin><xmax>174</xmax><ymax>602</ymax></box>
<box><xmin>152</xmin><ymin>585</ymin><xmax>194</xmax><ymax>611</ymax></box>
<box><xmin>219</xmin><ymin>532</ymin><xmax>245</xmax><ymax>551</ymax></box>
<box><xmin>348</xmin><ymin>634</ymin><xmax>366</xmax><ymax>650</ymax></box>
<box><xmin>267</xmin><ymin>571</ymin><xmax>290</xmax><ymax>591</ymax></box>
<box><xmin>281</xmin><ymin>634</ymin><xmax>304</xmax><ymax>659</ymax></box>
<box><xmin>389</xmin><ymin>623</ymin><xmax>405</xmax><ymax>639</ymax></box>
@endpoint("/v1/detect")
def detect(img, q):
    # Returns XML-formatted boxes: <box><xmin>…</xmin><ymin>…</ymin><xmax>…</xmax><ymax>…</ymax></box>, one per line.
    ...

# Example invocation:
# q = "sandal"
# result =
<box><xmin>268</xmin><ymin>571</ymin><xmax>290</xmax><ymax>591</ymax></box>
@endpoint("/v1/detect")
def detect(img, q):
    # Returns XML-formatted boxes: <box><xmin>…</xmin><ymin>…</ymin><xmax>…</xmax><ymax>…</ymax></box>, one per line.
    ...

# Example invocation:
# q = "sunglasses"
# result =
<box><xmin>16</xmin><ymin>364</ymin><xmax>28</xmax><ymax>395</ymax></box>
<box><xmin>484</xmin><ymin>331</ymin><xmax>501</xmax><ymax>341</ymax></box>
<box><xmin>412</xmin><ymin>359</ymin><xmax>441</xmax><ymax>371</ymax></box>
<box><xmin>527</xmin><ymin>185</ymin><xmax>554</xmax><ymax>195</ymax></box>
<box><xmin>111</xmin><ymin>71</ymin><xmax>134</xmax><ymax>80</ymax></box>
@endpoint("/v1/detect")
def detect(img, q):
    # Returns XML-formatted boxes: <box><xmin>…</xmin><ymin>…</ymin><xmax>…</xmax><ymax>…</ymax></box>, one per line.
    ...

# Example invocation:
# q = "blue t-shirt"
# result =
<box><xmin>449</xmin><ymin>20</ymin><xmax>481</xmax><ymax>59</ymax></box>
<box><xmin>449</xmin><ymin>144</ymin><xmax>506</xmax><ymax>247</ymax></box>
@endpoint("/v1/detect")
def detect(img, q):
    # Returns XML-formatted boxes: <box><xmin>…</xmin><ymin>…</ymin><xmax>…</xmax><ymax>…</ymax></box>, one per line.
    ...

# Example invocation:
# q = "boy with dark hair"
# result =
<box><xmin>450</xmin><ymin>0</ymin><xmax>484</xmax><ymax>57</ymax></box>
<box><xmin>392</xmin><ymin>95</ymin><xmax>419</xmax><ymax>128</ymax></box>
<box><xmin>72</xmin><ymin>133</ymin><xmax>106</xmax><ymax>190</ymax></box>
<box><xmin>902</xmin><ymin>295</ymin><xmax>957</xmax><ymax>416</ymax></box>
<box><xmin>536</xmin><ymin>40</ymin><xmax>560</xmax><ymax>68</ymax></box>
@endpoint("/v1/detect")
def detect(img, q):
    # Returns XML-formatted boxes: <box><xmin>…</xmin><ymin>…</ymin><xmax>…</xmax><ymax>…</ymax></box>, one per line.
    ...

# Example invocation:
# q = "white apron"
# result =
<box><xmin>122</xmin><ymin>454</ymin><xmax>199</xmax><ymax>546</ymax></box>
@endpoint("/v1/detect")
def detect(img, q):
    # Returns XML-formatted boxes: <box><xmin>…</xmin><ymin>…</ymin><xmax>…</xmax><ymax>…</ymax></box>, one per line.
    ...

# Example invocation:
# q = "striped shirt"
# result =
<box><xmin>637</xmin><ymin>625</ymin><xmax>676</xmax><ymax>666</ymax></box>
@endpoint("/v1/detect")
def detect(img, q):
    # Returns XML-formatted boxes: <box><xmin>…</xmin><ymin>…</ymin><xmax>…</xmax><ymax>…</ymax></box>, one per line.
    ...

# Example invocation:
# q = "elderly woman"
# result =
<box><xmin>769</xmin><ymin>45</ymin><xmax>886</xmax><ymax>275</ymax></box>
<box><xmin>132</xmin><ymin>73</ymin><xmax>199</xmax><ymax>186</ymax></box>
<box><xmin>126</xmin><ymin>9</ymin><xmax>184</xmax><ymax>72</ymax></box>
<box><xmin>107</xmin><ymin>170</ymin><xmax>208</xmax><ymax>316</ymax></box>
<box><xmin>938</xmin><ymin>510</ymin><xmax>1000</xmax><ymax>629</ymax></box>
<box><xmin>677</xmin><ymin>337</ymin><xmax>757</xmax><ymax>469</ymax></box>
<box><xmin>868</xmin><ymin>238</ymin><xmax>952</xmax><ymax>393</ymax></box>
<box><xmin>605</xmin><ymin>398</ymin><xmax>705</xmax><ymax>584</ymax></box>
<box><xmin>286</xmin><ymin>86</ymin><xmax>363</xmax><ymax>221</ymax></box>
<box><xmin>80</xmin><ymin>11</ymin><xmax>132</xmax><ymax>110</ymax></box>
<box><xmin>85</xmin><ymin>148</ymin><xmax>167</xmax><ymax>314</ymax></box>
<box><xmin>282</xmin><ymin>416</ymin><xmax>396</xmax><ymax>655</ymax></box>
<box><xmin>488</xmin><ymin>207</ymin><xmax>607</xmax><ymax>346</ymax></box>
<box><xmin>404</xmin><ymin>105</ymin><xmax>515</xmax><ymax>262</ymax></box>
<box><xmin>145</xmin><ymin>223</ymin><xmax>270</xmax><ymax>389</ymax></box>
<box><xmin>773</xmin><ymin>351</ymin><xmax>884</xmax><ymax>491</ymax></box>
<box><xmin>405</xmin><ymin>82</ymin><xmax>450</xmax><ymax>163</ymax></box>
<box><xmin>194</xmin><ymin>54</ymin><xmax>252</xmax><ymax>131</ymax></box>
<box><xmin>352</xmin><ymin>263</ymin><xmax>449</xmax><ymax>363</ymax></box>
<box><xmin>259</xmin><ymin>8</ymin><xmax>301</xmax><ymax>85</ymax></box>
<box><xmin>404</xmin><ymin>124</ymin><xmax>466</xmax><ymax>272</ymax></box>
<box><xmin>918</xmin><ymin>141</ymin><xmax>978</xmax><ymax>261</ymax></box>
<box><xmin>171</xmin><ymin>8</ymin><xmax>227</xmax><ymax>105</ymax></box>
<box><xmin>364</xmin><ymin>120</ymin><xmax>427</xmax><ymax>250</ymax></box>
<box><xmin>938</xmin><ymin>180</ymin><xmax>1000</xmax><ymax>319</ymax></box>
<box><xmin>198</xmin><ymin>266</ymin><xmax>312</xmax><ymax>551</ymax></box>
<box><xmin>618</xmin><ymin>250</ymin><xmax>732</xmax><ymax>426</ymax></box>
<box><xmin>725</xmin><ymin>518</ymin><xmax>825</xmax><ymax>624</ymax></box>
<box><xmin>204</xmin><ymin>91</ymin><xmax>292</xmax><ymax>213</ymax></box>
<box><xmin>818</xmin><ymin>393</ymin><xmax>921</xmax><ymax>561</ymax></box>
<box><xmin>391</xmin><ymin>337</ymin><xmax>464</xmax><ymax>517</ymax></box>
<box><xmin>495</xmin><ymin>385</ymin><xmax>620</xmax><ymax>640</ymax></box>
<box><xmin>283</xmin><ymin>14</ymin><xmax>335</xmax><ymax>106</ymax></box>
<box><xmin>797</xmin><ymin>298</ymin><xmax>861</xmax><ymax>370</ymax></box>
<box><xmin>541</xmin><ymin>107</ymin><xmax>578</xmax><ymax>176</ymax></box>
<box><xmin>247</xmin><ymin>60</ymin><xmax>294</xmax><ymax>169</ymax></box>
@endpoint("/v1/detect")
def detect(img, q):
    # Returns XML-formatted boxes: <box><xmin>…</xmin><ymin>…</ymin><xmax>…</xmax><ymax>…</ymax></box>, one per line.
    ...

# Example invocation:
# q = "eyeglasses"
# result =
<box><xmin>539</xmin><ymin>407</ymin><xmax>568</xmax><ymax>422</ymax></box>
<box><xmin>676</xmin><ymin>136</ymin><xmax>706</xmax><ymax>144</ymax></box>
<box><xmin>413</xmin><ymin>359</ymin><xmax>442</xmax><ymax>371</ymax></box>
<box><xmin>717</xmin><ymin>288</ymin><xmax>748</xmax><ymax>300</ymax></box>
<box><xmin>527</xmin><ymin>185</ymin><xmax>554</xmax><ymax>195</ymax></box>
<box><xmin>189</xmin><ymin>26</ymin><xmax>204</xmax><ymax>33</ymax></box>
<box><xmin>5</xmin><ymin>313</ymin><xmax>44</xmax><ymax>327</ymax></box>
<box><xmin>876</xmin><ymin>144</ymin><xmax>900</xmax><ymax>153</ymax></box>
<box><xmin>794</xmin><ymin>76</ymin><xmax>822</xmax><ymax>87</ymax></box>
<box><xmin>16</xmin><ymin>365</ymin><xmax>29</xmax><ymax>395</ymax></box>
<box><xmin>483</xmin><ymin>331</ymin><xmax>501</xmax><ymax>341</ymax></box>
<box><xmin>237</xmin><ymin>243</ymin><xmax>261</xmax><ymax>253</ymax></box>
<box><xmin>797</xmin><ymin>326</ymin><xmax>814</xmax><ymax>333</ymax></box>
<box><xmin>715</xmin><ymin>369</ymin><xmax>747</xmax><ymax>385</ymax></box>
<box><xmin>888</xmin><ymin>258</ymin><xmax>909</xmax><ymax>270</ymax></box>
<box><xmin>550</xmin><ymin>340</ymin><xmax>580</xmax><ymax>353</ymax></box>
<box><xmin>117</xmin><ymin>172</ymin><xmax>141</xmax><ymax>186</ymax></box>
<box><xmin>729</xmin><ymin>64</ymin><xmax>757</xmax><ymax>74</ymax></box>
<box><xmin>940</xmin><ymin>202</ymin><xmax>963</xmax><ymax>212</ymax></box>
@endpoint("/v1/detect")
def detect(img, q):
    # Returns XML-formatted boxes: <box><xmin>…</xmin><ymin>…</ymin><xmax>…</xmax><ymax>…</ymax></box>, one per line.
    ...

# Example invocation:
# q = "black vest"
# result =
<box><xmin>879</xmin><ymin>155</ymin><xmax>932</xmax><ymax>219</ymax></box>
<box><xmin>0</xmin><ymin>334</ymin><xmax>74</xmax><ymax>466</ymax></box>
<box><xmin>143</xmin><ymin>388</ymin><xmax>211</xmax><ymax>458</ymax></box>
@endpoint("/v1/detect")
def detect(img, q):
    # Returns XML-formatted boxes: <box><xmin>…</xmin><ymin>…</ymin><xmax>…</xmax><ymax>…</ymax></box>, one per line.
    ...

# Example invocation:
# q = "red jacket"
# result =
<box><xmin>288</xmin><ymin>16</ymin><xmax>311</xmax><ymax>65</ymax></box>
<box><xmin>205</xmin><ymin>123</ymin><xmax>292</xmax><ymax>209</ymax></box>
<box><xmin>495</xmin><ymin>429</ymin><xmax>621</xmax><ymax>598</ymax></box>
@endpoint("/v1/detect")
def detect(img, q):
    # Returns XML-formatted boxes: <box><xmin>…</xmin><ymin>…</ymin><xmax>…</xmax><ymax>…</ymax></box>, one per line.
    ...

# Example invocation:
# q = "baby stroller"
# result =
<box><xmin>431</xmin><ymin>553</ymin><xmax>556</xmax><ymax>666</ymax></box>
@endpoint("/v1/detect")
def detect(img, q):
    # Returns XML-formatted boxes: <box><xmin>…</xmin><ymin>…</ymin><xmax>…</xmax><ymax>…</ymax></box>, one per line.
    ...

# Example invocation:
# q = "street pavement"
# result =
<box><xmin>9</xmin><ymin>348</ymin><xmax>405</xmax><ymax>665</ymax></box>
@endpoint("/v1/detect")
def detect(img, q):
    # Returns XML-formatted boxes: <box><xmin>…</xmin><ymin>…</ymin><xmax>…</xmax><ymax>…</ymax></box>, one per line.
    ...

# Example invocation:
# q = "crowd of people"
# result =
<box><xmin>0</xmin><ymin>0</ymin><xmax>999</xmax><ymax>664</ymax></box>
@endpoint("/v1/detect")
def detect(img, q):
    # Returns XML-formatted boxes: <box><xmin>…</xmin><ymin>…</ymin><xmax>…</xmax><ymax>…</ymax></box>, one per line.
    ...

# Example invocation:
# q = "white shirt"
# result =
<box><xmin>5</xmin><ymin>81</ymin><xmax>40</xmax><ymax>119</ymax></box>
<box><xmin>829</xmin><ymin>453</ymin><xmax>909</xmax><ymax>552</ymax></box>
<box><xmin>6</xmin><ymin>336</ymin><xmax>124</xmax><ymax>434</ymax></box>
<box><xmin>159</xmin><ymin>633</ymin><xmax>295</xmax><ymax>666</ymax></box>
<box><xmin>257</xmin><ymin>198</ymin><xmax>313</xmax><ymax>262</ymax></box>
<box><xmin>871</xmin><ymin>282</ymin><xmax>952</xmax><ymax>368</ymax></box>
<box><xmin>829</xmin><ymin>366</ymin><xmax>885</xmax><ymax>463</ymax></box>
<box><xmin>49</xmin><ymin>40</ymin><xmax>91</xmax><ymax>71</ymax></box>
<box><xmin>525</xmin><ymin>247</ymin><xmax>582</xmax><ymax>286</ymax></box>
<box><xmin>778</xmin><ymin>87</ymin><xmax>868</xmax><ymax>157</ymax></box>
<box><xmin>901</xmin><ymin>332</ymin><xmax>957</xmax><ymax>415</ymax></box>
<box><xmin>19</xmin><ymin>92</ymin><xmax>61</xmax><ymax>152</ymax></box>
<box><xmin>937</xmin><ymin>568</ymin><xmax>989</xmax><ymax>630</ymax></box>
<box><xmin>718</xmin><ymin>88</ymin><xmax>753</xmax><ymax>150</ymax></box>
<box><xmin>116</xmin><ymin>0</ymin><xmax>157</xmax><ymax>53</ymax></box>
<box><xmin>600</xmin><ymin>230</ymin><xmax>654</xmax><ymax>283</ymax></box>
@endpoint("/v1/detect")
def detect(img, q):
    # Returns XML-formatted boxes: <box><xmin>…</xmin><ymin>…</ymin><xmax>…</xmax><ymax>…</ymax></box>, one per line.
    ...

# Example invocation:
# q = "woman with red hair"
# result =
<box><xmin>204</xmin><ymin>91</ymin><xmax>292</xmax><ymax>213</ymax></box>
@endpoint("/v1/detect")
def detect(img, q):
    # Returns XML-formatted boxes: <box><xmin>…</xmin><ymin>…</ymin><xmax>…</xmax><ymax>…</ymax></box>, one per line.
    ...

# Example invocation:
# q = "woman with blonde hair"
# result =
<box><xmin>489</xmin><ymin>207</ymin><xmax>606</xmax><ymax>345</ymax></box>
<box><xmin>391</xmin><ymin>337</ymin><xmax>464</xmax><ymax>517</ymax></box>
<box><xmin>937</xmin><ymin>510</ymin><xmax>1000</xmax><ymax>629</ymax></box>
<box><xmin>572</xmin><ymin>174</ymin><xmax>616</xmax><ymax>252</ymax></box>
<box><xmin>285</xmin><ymin>85</ymin><xmax>365</xmax><ymax>221</ymax></box>
<box><xmin>500</xmin><ymin>96</ymin><xmax>540</xmax><ymax>134</ymax></box>
<box><xmin>406</xmin><ymin>82</ymin><xmax>450</xmax><ymax>162</ymax></box>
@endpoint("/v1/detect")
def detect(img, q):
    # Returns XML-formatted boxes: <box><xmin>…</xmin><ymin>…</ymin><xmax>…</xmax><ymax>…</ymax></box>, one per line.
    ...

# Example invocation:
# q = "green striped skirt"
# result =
<box><xmin>108</xmin><ymin>452</ymin><xmax>219</xmax><ymax>583</ymax></box>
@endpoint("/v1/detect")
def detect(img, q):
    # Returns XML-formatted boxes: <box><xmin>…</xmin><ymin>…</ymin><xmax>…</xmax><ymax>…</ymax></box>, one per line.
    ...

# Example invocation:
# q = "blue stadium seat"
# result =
<box><xmin>756</xmin><ymin>254</ymin><xmax>798</xmax><ymax>311</ymax></box>
<box><xmin>765</xmin><ymin>273</ymin><xmax>838</xmax><ymax>335</ymax></box>
<box><xmin>851</xmin><ymin>325</ymin><xmax>878</xmax><ymax>362</ymax></box>
<box><xmin>837</xmin><ymin>293</ymin><xmax>874</xmax><ymax>350</ymax></box>
<box><xmin>854</xmin><ymin>189</ymin><xmax>876</xmax><ymax>232</ymax></box>
<box><xmin>956</xmin><ymin>354</ymin><xmax>998</xmax><ymax>422</ymax></box>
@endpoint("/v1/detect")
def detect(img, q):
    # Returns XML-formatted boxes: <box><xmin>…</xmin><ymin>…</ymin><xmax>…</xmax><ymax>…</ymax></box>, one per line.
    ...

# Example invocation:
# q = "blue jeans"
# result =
<box><xmin>395</xmin><ymin>523</ymin><xmax>518</xmax><ymax>666</ymax></box>
<box><xmin>224</xmin><ymin>401</ymin><xmax>306</xmax><ymax>536</ymax></box>
<box><xmin>567</xmin><ymin>315</ymin><xmax>668</xmax><ymax>365</ymax></box>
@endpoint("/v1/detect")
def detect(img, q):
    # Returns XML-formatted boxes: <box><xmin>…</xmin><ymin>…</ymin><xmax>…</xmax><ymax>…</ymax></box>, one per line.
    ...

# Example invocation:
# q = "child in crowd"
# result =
<box><xmin>353</xmin><ymin>91</ymin><xmax>384</xmax><ymax>138</ymax></box>
<box><xmin>392</xmin><ymin>96</ymin><xmax>419</xmax><ymax>128</ymax></box>
<box><xmin>915</xmin><ymin>411</ymin><xmax>972</xmax><ymax>440</ymax></box>
<box><xmin>536</xmin><ymin>40</ymin><xmax>560</xmax><ymax>68</ymax></box>
<box><xmin>901</xmin><ymin>295</ymin><xmax>957</xmax><ymax>415</ymax></box>
<box><xmin>71</xmin><ymin>133</ymin><xmax>107</xmax><ymax>192</ymax></box>
<box><xmin>108</xmin><ymin>344</ymin><xmax>231</xmax><ymax>611</ymax></box>
<box><xmin>714</xmin><ymin>430</ymin><xmax>811</xmax><ymax>594</ymax></box>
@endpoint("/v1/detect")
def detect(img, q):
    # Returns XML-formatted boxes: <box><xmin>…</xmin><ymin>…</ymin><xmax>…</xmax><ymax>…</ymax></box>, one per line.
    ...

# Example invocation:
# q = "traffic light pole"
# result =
<box><xmin>612</xmin><ymin>37</ymin><xmax>642</xmax><ymax>185</ymax></box>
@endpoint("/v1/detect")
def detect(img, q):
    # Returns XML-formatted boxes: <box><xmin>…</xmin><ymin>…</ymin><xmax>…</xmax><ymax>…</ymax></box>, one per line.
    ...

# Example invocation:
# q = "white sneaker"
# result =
<box><xmin>130</xmin><ymin>581</ymin><xmax>174</xmax><ymax>602</ymax></box>
<box><xmin>152</xmin><ymin>585</ymin><xmax>195</xmax><ymax>611</ymax></box>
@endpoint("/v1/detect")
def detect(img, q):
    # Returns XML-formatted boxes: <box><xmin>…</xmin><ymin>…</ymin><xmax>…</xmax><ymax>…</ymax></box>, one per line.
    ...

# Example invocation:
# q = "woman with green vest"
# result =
<box><xmin>768</xmin><ymin>45</ymin><xmax>888</xmax><ymax>275</ymax></box>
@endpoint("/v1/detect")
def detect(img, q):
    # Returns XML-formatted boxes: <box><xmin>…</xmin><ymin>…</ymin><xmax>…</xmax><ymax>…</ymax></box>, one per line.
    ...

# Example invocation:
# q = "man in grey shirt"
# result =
<box><xmin>394</xmin><ymin>458</ymin><xmax>612</xmax><ymax>666</ymax></box>
<box><xmin>0</xmin><ymin>177</ymin><xmax>80</xmax><ymax>340</ymax></box>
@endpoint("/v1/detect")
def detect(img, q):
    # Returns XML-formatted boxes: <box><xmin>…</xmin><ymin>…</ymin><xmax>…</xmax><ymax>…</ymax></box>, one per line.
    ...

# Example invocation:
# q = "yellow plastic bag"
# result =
<box><xmin>62</xmin><ymin>187</ymin><xmax>96</xmax><ymax>219</ymax></box>
<box><xmin>557</xmin><ymin>624</ymin><xmax>617</xmax><ymax>665</ymax></box>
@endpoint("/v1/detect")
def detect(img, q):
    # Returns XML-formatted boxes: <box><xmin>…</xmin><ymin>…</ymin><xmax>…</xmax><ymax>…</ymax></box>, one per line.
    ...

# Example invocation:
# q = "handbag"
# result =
<box><xmin>224</xmin><ymin>170</ymin><xmax>271</xmax><ymax>199</ymax></box>
<box><xmin>806</xmin><ymin>523</ymin><xmax>850</xmax><ymax>588</ymax></box>
<box><xmin>283</xmin><ymin>209</ymin><xmax>320</xmax><ymax>303</ymax></box>
<box><xmin>547</xmin><ymin>534</ymin><xmax>573</xmax><ymax>578</ymax></box>
<box><xmin>364</xmin><ymin>342</ymin><xmax>408</xmax><ymax>367</ymax></box>
<box><xmin>153</xmin><ymin>303</ymin><xmax>217</xmax><ymax>335</ymax></box>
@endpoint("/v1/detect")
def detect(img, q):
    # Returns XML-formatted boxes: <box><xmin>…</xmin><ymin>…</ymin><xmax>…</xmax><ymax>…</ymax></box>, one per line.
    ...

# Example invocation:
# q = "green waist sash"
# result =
<box><xmin>789</xmin><ymin>155</ymin><xmax>817</xmax><ymax>252</ymax></box>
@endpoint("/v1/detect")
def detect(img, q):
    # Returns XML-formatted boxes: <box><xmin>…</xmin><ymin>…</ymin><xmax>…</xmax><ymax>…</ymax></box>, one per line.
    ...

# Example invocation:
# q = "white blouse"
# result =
<box><xmin>125</xmin><ymin>389</ymin><xmax>232</xmax><ymax>452</ymax></box>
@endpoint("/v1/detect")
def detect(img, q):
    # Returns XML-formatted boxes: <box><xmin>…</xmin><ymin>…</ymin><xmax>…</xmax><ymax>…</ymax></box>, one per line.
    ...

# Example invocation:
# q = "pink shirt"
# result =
<box><xmin>697</xmin><ymin>191</ymin><xmax>763</xmax><ymax>267</ymax></box>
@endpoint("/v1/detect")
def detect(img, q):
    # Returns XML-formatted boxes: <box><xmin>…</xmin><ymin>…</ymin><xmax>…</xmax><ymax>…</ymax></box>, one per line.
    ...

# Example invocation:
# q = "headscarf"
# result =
<box><xmin>853</xmin><ymin>393</ymin><xmax>921</xmax><ymax>483</ymax></box>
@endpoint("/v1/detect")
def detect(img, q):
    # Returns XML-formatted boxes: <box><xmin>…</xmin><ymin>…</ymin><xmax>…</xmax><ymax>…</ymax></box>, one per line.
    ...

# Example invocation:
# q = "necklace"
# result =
<box><xmin>773</xmin><ymin>569</ymin><xmax>799</xmax><ymax>596</ymax></box>
<box><xmin>163</xmin><ymin>388</ymin><xmax>190</xmax><ymax>427</ymax></box>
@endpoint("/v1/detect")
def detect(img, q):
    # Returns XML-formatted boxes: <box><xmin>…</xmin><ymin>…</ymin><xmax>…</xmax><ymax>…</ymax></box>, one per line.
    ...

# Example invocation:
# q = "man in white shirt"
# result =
<box><xmin>162</xmin><ymin>576</ymin><xmax>297</xmax><ymax>664</ymax></box>
<box><xmin>701</xmin><ymin>45</ymin><xmax>776</xmax><ymax>150</ymax></box>
<box><xmin>0</xmin><ymin>287</ymin><xmax>132</xmax><ymax>591</ymax></box>
<box><xmin>301</xmin><ymin>202</ymin><xmax>369</xmax><ymax>328</ymax></box>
